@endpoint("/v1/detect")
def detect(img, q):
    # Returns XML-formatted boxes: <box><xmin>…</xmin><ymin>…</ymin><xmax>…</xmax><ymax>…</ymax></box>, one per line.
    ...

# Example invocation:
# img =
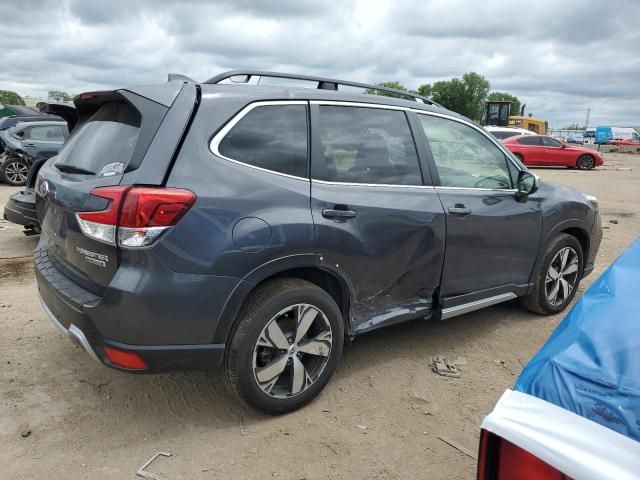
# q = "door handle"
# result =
<box><xmin>23</xmin><ymin>143</ymin><xmax>36</xmax><ymax>147</ymax></box>
<box><xmin>322</xmin><ymin>208</ymin><xmax>357</xmax><ymax>220</ymax></box>
<box><xmin>448</xmin><ymin>204</ymin><xmax>472</xmax><ymax>215</ymax></box>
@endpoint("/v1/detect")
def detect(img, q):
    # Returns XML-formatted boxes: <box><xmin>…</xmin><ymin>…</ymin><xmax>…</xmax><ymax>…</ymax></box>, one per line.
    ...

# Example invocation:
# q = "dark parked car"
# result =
<box><xmin>0</xmin><ymin>114</ymin><xmax>64</xmax><ymax>131</ymax></box>
<box><xmin>34</xmin><ymin>71</ymin><xmax>602</xmax><ymax>413</ymax></box>
<box><xmin>0</xmin><ymin>121</ymin><xmax>69</xmax><ymax>185</ymax></box>
<box><xmin>2</xmin><ymin>102</ymin><xmax>79</xmax><ymax>233</ymax></box>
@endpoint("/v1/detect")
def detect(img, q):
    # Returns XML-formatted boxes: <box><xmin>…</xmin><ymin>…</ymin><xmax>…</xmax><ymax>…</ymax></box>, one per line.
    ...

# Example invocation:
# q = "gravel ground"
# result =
<box><xmin>0</xmin><ymin>153</ymin><xmax>638</xmax><ymax>479</ymax></box>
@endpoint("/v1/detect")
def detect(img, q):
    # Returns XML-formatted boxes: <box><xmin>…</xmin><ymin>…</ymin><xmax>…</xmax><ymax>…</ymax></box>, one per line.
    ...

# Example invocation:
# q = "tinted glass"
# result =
<box><xmin>542</xmin><ymin>136</ymin><xmax>562</xmax><ymax>147</ymax></box>
<box><xmin>218</xmin><ymin>104</ymin><xmax>308</xmax><ymax>177</ymax></box>
<box><xmin>491</xmin><ymin>130</ymin><xmax>520</xmax><ymax>140</ymax></box>
<box><xmin>29</xmin><ymin>125</ymin><xmax>65</xmax><ymax>141</ymax></box>
<box><xmin>316</xmin><ymin>106</ymin><xmax>422</xmax><ymax>185</ymax></box>
<box><xmin>517</xmin><ymin>136</ymin><xmax>541</xmax><ymax>145</ymax></box>
<box><xmin>56</xmin><ymin>102</ymin><xmax>140</xmax><ymax>177</ymax></box>
<box><xmin>419</xmin><ymin>114</ymin><xmax>513</xmax><ymax>189</ymax></box>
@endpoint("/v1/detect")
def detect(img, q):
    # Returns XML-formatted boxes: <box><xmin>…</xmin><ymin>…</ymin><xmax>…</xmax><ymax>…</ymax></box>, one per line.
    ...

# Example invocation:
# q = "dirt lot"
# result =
<box><xmin>1</xmin><ymin>153</ymin><xmax>638</xmax><ymax>480</ymax></box>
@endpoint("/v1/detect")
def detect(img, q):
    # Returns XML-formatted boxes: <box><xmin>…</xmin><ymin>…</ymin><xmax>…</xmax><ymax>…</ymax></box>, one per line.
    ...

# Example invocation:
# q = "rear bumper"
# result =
<box><xmin>38</xmin><ymin>283</ymin><xmax>225</xmax><ymax>372</ymax></box>
<box><xmin>3</xmin><ymin>189</ymin><xmax>40</xmax><ymax>231</ymax></box>
<box><xmin>35</xmin><ymin>244</ymin><xmax>230</xmax><ymax>373</ymax></box>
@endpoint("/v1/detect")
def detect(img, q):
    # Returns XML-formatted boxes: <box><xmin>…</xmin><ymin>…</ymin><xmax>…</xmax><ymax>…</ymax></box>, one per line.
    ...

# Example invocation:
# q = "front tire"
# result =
<box><xmin>521</xmin><ymin>234</ymin><xmax>583</xmax><ymax>315</ymax></box>
<box><xmin>224</xmin><ymin>278</ymin><xmax>344</xmax><ymax>414</ymax></box>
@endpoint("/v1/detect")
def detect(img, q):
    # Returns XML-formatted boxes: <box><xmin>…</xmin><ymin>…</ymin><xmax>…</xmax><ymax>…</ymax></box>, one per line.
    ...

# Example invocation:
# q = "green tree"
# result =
<box><xmin>366</xmin><ymin>81</ymin><xmax>411</xmax><ymax>99</ymax></box>
<box><xmin>417</xmin><ymin>84</ymin><xmax>432</xmax><ymax>97</ymax></box>
<box><xmin>418</xmin><ymin>72</ymin><xmax>490</xmax><ymax>120</ymax></box>
<box><xmin>0</xmin><ymin>90</ymin><xmax>25</xmax><ymax>106</ymax></box>
<box><xmin>48</xmin><ymin>90</ymin><xmax>74</xmax><ymax>102</ymax></box>
<box><xmin>488</xmin><ymin>91</ymin><xmax>521</xmax><ymax>117</ymax></box>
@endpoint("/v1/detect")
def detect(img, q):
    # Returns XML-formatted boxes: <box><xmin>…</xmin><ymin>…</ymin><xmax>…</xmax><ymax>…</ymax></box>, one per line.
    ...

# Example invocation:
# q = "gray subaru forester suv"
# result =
<box><xmin>34</xmin><ymin>71</ymin><xmax>602</xmax><ymax>413</ymax></box>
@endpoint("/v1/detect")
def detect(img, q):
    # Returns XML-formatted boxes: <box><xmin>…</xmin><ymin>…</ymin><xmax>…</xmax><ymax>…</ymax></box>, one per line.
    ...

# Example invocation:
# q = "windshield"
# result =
<box><xmin>55</xmin><ymin>101</ymin><xmax>140</xmax><ymax>177</ymax></box>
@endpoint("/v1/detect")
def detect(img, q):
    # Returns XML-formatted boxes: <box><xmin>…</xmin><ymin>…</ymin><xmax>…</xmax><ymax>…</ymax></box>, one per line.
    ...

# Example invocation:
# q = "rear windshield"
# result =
<box><xmin>490</xmin><ymin>130</ymin><xmax>520</xmax><ymax>140</ymax></box>
<box><xmin>55</xmin><ymin>102</ymin><xmax>140</xmax><ymax>177</ymax></box>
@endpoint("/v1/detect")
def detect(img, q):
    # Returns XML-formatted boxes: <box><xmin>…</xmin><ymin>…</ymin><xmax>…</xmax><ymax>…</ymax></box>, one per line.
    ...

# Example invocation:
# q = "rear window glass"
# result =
<box><xmin>490</xmin><ymin>130</ymin><xmax>519</xmax><ymax>140</ymax></box>
<box><xmin>316</xmin><ymin>106</ymin><xmax>422</xmax><ymax>185</ymax></box>
<box><xmin>217</xmin><ymin>104</ymin><xmax>308</xmax><ymax>177</ymax></box>
<box><xmin>55</xmin><ymin>102</ymin><xmax>140</xmax><ymax>177</ymax></box>
<box><xmin>517</xmin><ymin>136</ymin><xmax>541</xmax><ymax>145</ymax></box>
<box><xmin>29</xmin><ymin>125</ymin><xmax>65</xmax><ymax>141</ymax></box>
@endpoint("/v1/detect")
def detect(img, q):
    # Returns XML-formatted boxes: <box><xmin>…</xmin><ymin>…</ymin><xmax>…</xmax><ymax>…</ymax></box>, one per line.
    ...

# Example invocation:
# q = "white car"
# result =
<box><xmin>484</xmin><ymin>125</ymin><xmax>536</xmax><ymax>141</ymax></box>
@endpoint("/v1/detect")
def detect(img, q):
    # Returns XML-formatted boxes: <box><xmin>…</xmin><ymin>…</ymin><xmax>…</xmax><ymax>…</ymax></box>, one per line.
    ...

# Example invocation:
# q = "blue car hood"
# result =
<box><xmin>515</xmin><ymin>238</ymin><xmax>640</xmax><ymax>441</ymax></box>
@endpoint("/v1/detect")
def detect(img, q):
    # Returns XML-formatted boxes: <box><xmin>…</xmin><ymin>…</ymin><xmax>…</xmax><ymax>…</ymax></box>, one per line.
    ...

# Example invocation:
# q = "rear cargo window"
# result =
<box><xmin>216</xmin><ymin>104</ymin><xmax>308</xmax><ymax>177</ymax></box>
<box><xmin>55</xmin><ymin>102</ymin><xmax>141</xmax><ymax>177</ymax></box>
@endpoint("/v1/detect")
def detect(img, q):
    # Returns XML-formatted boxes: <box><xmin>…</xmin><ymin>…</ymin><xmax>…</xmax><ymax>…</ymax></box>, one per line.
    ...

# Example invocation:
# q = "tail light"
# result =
<box><xmin>477</xmin><ymin>430</ymin><xmax>572</xmax><ymax>480</ymax></box>
<box><xmin>76</xmin><ymin>186</ymin><xmax>196</xmax><ymax>248</ymax></box>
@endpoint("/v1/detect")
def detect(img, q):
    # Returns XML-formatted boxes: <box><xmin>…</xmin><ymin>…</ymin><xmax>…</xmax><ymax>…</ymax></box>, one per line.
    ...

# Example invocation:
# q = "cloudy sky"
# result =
<box><xmin>1</xmin><ymin>0</ymin><xmax>639</xmax><ymax>127</ymax></box>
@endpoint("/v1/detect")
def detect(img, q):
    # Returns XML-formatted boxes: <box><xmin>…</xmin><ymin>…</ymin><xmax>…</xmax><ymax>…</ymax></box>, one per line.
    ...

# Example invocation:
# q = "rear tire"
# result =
<box><xmin>521</xmin><ymin>234</ymin><xmax>583</xmax><ymax>315</ymax></box>
<box><xmin>1</xmin><ymin>155</ymin><xmax>30</xmax><ymax>186</ymax></box>
<box><xmin>576</xmin><ymin>154</ymin><xmax>595</xmax><ymax>170</ymax></box>
<box><xmin>514</xmin><ymin>153</ymin><xmax>524</xmax><ymax>163</ymax></box>
<box><xmin>224</xmin><ymin>278</ymin><xmax>344</xmax><ymax>414</ymax></box>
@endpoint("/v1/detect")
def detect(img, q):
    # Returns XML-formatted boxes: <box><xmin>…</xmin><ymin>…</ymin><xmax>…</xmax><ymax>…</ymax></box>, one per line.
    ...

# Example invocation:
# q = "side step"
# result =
<box><xmin>441</xmin><ymin>293</ymin><xmax>517</xmax><ymax>320</ymax></box>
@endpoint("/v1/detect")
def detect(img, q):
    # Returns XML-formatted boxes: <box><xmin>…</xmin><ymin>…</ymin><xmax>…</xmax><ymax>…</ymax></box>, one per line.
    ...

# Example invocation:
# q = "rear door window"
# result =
<box><xmin>517</xmin><ymin>136</ymin><xmax>542</xmax><ymax>146</ymax></box>
<box><xmin>55</xmin><ymin>102</ymin><xmax>141</xmax><ymax>177</ymax></box>
<box><xmin>29</xmin><ymin>125</ymin><xmax>65</xmax><ymax>141</ymax></box>
<box><xmin>542</xmin><ymin>136</ymin><xmax>562</xmax><ymax>147</ymax></box>
<box><xmin>216</xmin><ymin>104</ymin><xmax>308</xmax><ymax>177</ymax></box>
<box><xmin>314</xmin><ymin>105</ymin><xmax>422</xmax><ymax>185</ymax></box>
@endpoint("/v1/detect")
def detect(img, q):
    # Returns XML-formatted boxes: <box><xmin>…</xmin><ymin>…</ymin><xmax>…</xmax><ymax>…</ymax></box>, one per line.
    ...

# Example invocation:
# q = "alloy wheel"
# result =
<box><xmin>252</xmin><ymin>303</ymin><xmax>333</xmax><ymax>399</ymax></box>
<box><xmin>5</xmin><ymin>161</ymin><xmax>29</xmax><ymax>184</ymax></box>
<box><xmin>545</xmin><ymin>247</ymin><xmax>579</xmax><ymax>306</ymax></box>
<box><xmin>577</xmin><ymin>155</ymin><xmax>594</xmax><ymax>170</ymax></box>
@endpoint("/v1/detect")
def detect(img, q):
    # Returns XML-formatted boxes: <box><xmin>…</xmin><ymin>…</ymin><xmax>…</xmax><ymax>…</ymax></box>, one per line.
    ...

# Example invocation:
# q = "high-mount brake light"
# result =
<box><xmin>76</xmin><ymin>186</ymin><xmax>196</xmax><ymax>248</ymax></box>
<box><xmin>477</xmin><ymin>430</ymin><xmax>572</xmax><ymax>480</ymax></box>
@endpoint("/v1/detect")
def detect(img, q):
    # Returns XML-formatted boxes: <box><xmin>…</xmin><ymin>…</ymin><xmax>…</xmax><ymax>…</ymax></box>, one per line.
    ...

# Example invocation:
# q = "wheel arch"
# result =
<box><xmin>528</xmin><ymin>219</ymin><xmax>591</xmax><ymax>289</ymax></box>
<box><xmin>213</xmin><ymin>255</ymin><xmax>355</xmax><ymax>343</ymax></box>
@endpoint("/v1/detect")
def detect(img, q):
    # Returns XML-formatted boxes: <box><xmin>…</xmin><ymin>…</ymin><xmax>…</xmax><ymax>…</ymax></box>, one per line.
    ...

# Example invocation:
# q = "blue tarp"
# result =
<box><xmin>515</xmin><ymin>237</ymin><xmax>640</xmax><ymax>442</ymax></box>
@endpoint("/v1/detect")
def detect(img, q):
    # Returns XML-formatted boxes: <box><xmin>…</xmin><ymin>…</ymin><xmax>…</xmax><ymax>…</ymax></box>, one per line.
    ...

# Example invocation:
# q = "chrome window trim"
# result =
<box><xmin>312</xmin><ymin>179</ymin><xmax>435</xmax><ymax>189</ymax></box>
<box><xmin>310</xmin><ymin>100</ymin><xmax>408</xmax><ymax>111</ymax></box>
<box><xmin>209</xmin><ymin>100</ymin><xmax>310</xmax><ymax>182</ymax></box>
<box><xmin>436</xmin><ymin>186</ymin><xmax>518</xmax><ymax>193</ymax></box>
<box><xmin>410</xmin><ymin>109</ymin><xmax>525</xmax><ymax>174</ymax></box>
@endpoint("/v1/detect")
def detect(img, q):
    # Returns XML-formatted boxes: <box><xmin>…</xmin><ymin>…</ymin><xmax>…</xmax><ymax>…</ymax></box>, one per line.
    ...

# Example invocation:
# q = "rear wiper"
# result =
<box><xmin>55</xmin><ymin>164</ymin><xmax>95</xmax><ymax>175</ymax></box>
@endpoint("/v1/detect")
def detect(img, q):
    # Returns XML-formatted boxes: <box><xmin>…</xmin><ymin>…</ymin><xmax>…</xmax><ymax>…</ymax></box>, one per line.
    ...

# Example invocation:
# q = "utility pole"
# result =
<box><xmin>584</xmin><ymin>108</ymin><xmax>591</xmax><ymax>129</ymax></box>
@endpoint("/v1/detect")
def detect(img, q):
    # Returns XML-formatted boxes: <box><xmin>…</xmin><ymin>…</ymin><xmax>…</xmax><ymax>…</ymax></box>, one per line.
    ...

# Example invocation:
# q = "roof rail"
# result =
<box><xmin>204</xmin><ymin>70</ymin><xmax>437</xmax><ymax>105</ymax></box>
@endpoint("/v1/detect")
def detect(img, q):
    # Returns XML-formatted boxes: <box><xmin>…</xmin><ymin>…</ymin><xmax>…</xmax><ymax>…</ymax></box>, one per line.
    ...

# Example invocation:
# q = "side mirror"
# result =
<box><xmin>561</xmin><ymin>143</ymin><xmax>566</xmax><ymax>149</ymax></box>
<box><xmin>515</xmin><ymin>171</ymin><xmax>538</xmax><ymax>202</ymax></box>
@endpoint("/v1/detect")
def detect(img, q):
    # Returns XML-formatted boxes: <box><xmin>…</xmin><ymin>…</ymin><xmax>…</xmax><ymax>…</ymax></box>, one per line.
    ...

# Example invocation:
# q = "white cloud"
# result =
<box><xmin>0</xmin><ymin>0</ymin><xmax>638</xmax><ymax>127</ymax></box>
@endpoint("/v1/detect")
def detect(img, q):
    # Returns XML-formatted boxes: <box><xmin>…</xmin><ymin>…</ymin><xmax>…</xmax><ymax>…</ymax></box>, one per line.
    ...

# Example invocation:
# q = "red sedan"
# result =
<box><xmin>607</xmin><ymin>138</ymin><xmax>640</xmax><ymax>146</ymax></box>
<box><xmin>503</xmin><ymin>135</ymin><xmax>603</xmax><ymax>170</ymax></box>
